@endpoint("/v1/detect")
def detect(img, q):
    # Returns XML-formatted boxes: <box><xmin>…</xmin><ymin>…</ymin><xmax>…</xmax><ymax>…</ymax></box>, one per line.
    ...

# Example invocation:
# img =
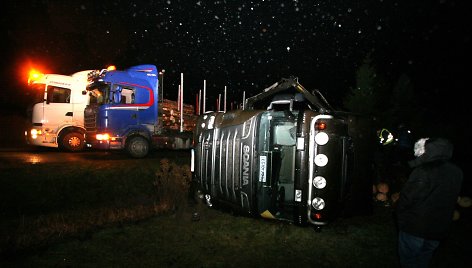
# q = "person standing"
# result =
<box><xmin>395</xmin><ymin>137</ymin><xmax>463</xmax><ymax>268</ymax></box>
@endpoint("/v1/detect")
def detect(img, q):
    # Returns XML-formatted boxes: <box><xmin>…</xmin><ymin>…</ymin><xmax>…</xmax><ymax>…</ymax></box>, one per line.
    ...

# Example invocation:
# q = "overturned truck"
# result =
<box><xmin>191</xmin><ymin>77</ymin><xmax>375</xmax><ymax>227</ymax></box>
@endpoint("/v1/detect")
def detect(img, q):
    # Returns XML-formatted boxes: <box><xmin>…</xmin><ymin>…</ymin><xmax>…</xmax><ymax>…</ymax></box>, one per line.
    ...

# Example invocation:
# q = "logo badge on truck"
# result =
<box><xmin>242</xmin><ymin>144</ymin><xmax>250</xmax><ymax>186</ymax></box>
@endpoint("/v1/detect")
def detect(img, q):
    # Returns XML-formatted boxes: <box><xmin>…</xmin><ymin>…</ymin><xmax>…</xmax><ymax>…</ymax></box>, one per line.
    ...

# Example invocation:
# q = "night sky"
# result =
<box><xmin>2</xmin><ymin>1</ymin><xmax>469</xmax><ymax>105</ymax></box>
<box><xmin>2</xmin><ymin>1</ymin><xmax>471</xmax><ymax>142</ymax></box>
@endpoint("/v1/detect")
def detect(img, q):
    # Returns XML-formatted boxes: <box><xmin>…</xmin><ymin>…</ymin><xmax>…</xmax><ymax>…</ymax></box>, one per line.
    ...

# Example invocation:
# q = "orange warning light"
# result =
<box><xmin>27</xmin><ymin>69</ymin><xmax>44</xmax><ymax>85</ymax></box>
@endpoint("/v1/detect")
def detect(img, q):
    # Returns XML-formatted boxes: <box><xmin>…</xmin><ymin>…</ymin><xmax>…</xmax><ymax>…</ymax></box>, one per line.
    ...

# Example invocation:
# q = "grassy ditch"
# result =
<box><xmin>0</xmin><ymin>158</ymin><xmax>191</xmax><ymax>257</ymax></box>
<box><xmin>4</xmin><ymin>206</ymin><xmax>401</xmax><ymax>268</ymax></box>
<box><xmin>1</xmin><ymin>156</ymin><xmax>471</xmax><ymax>267</ymax></box>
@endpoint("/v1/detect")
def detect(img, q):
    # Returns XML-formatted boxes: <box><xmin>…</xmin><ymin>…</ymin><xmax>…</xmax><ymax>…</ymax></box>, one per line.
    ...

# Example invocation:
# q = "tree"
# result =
<box><xmin>344</xmin><ymin>55</ymin><xmax>385</xmax><ymax>115</ymax></box>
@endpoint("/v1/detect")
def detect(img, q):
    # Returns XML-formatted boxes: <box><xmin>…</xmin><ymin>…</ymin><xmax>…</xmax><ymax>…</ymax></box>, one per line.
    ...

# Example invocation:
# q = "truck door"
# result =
<box><xmin>71</xmin><ymin>85</ymin><xmax>89</xmax><ymax>127</ymax></box>
<box><xmin>106</xmin><ymin>85</ymin><xmax>139</xmax><ymax>133</ymax></box>
<box><xmin>257</xmin><ymin>111</ymin><xmax>297</xmax><ymax>221</ymax></box>
<box><xmin>28</xmin><ymin>83</ymin><xmax>47</xmax><ymax>124</ymax></box>
<box><xmin>43</xmin><ymin>85</ymin><xmax>72</xmax><ymax>134</ymax></box>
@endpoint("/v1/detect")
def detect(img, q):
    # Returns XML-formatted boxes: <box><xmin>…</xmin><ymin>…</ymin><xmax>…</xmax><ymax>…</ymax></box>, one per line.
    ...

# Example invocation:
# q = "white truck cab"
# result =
<box><xmin>25</xmin><ymin>70</ymin><xmax>92</xmax><ymax>151</ymax></box>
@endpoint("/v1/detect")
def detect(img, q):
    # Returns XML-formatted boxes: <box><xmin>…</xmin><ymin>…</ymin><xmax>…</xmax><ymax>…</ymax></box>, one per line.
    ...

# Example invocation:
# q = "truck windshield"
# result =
<box><xmin>88</xmin><ymin>83</ymin><xmax>135</xmax><ymax>105</ymax></box>
<box><xmin>257</xmin><ymin>110</ymin><xmax>298</xmax><ymax>220</ymax></box>
<box><xmin>88</xmin><ymin>83</ymin><xmax>111</xmax><ymax>105</ymax></box>
<box><xmin>28</xmin><ymin>83</ymin><xmax>46</xmax><ymax>104</ymax></box>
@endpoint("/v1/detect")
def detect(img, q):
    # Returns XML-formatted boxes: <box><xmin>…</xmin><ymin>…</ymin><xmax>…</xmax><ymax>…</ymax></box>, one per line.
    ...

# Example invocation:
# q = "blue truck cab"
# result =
<box><xmin>84</xmin><ymin>65</ymin><xmax>192</xmax><ymax>158</ymax></box>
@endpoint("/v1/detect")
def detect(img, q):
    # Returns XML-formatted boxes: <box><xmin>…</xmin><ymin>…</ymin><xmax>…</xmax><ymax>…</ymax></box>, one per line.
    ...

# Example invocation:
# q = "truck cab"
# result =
<box><xmin>25</xmin><ymin>70</ymin><xmax>92</xmax><ymax>151</ymax></box>
<box><xmin>85</xmin><ymin>65</ymin><xmax>158</xmax><ymax>158</ymax></box>
<box><xmin>192</xmin><ymin>78</ymin><xmax>375</xmax><ymax>227</ymax></box>
<box><xmin>85</xmin><ymin>65</ymin><xmax>194</xmax><ymax>158</ymax></box>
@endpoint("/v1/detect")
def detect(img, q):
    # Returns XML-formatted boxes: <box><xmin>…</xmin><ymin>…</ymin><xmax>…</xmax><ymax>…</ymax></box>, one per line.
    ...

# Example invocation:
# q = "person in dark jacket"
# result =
<box><xmin>395</xmin><ymin>137</ymin><xmax>463</xmax><ymax>268</ymax></box>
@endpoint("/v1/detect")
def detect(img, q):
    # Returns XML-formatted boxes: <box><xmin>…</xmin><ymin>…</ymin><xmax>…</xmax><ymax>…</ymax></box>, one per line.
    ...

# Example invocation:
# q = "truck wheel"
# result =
<box><xmin>60</xmin><ymin>132</ymin><xmax>85</xmax><ymax>152</ymax></box>
<box><xmin>126</xmin><ymin>136</ymin><xmax>149</xmax><ymax>158</ymax></box>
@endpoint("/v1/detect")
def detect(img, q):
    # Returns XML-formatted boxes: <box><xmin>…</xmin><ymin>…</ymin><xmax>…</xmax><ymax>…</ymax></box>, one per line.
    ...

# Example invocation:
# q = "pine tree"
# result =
<box><xmin>344</xmin><ymin>55</ymin><xmax>378</xmax><ymax>115</ymax></box>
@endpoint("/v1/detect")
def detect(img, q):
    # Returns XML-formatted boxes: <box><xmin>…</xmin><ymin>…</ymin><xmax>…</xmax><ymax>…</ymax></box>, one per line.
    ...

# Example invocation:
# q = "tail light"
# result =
<box><xmin>315</xmin><ymin>121</ymin><xmax>327</xmax><ymax>130</ymax></box>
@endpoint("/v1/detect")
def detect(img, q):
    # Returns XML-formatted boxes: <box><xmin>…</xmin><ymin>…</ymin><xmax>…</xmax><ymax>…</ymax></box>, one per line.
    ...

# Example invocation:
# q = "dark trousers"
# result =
<box><xmin>398</xmin><ymin>231</ymin><xmax>440</xmax><ymax>268</ymax></box>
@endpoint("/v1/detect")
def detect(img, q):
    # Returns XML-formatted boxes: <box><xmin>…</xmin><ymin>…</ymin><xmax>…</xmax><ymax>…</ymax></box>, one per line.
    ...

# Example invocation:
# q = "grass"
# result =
<box><xmin>1</xmin><ymin>163</ymin><xmax>156</xmax><ymax>215</ymax></box>
<box><xmin>0</xmin><ymin>152</ymin><xmax>470</xmax><ymax>267</ymax></box>
<box><xmin>3</xmin><ymin>206</ymin><xmax>401</xmax><ymax>268</ymax></box>
<box><xmin>0</xmin><ymin>158</ymin><xmax>189</xmax><ymax>256</ymax></box>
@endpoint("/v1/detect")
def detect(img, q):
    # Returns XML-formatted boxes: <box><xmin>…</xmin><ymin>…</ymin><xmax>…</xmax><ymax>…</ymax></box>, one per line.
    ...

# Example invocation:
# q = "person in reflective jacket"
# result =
<box><xmin>395</xmin><ymin>137</ymin><xmax>463</xmax><ymax>268</ymax></box>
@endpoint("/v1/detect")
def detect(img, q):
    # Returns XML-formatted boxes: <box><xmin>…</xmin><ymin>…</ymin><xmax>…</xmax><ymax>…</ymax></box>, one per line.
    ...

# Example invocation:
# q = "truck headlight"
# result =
<box><xmin>30</xmin><ymin>129</ymin><xmax>41</xmax><ymax>139</ymax></box>
<box><xmin>314</xmin><ymin>154</ymin><xmax>328</xmax><ymax>167</ymax></box>
<box><xmin>96</xmin><ymin>133</ymin><xmax>110</xmax><ymax>141</ymax></box>
<box><xmin>312</xmin><ymin>197</ymin><xmax>325</xmax><ymax>210</ymax></box>
<box><xmin>313</xmin><ymin>176</ymin><xmax>327</xmax><ymax>189</ymax></box>
<box><xmin>207</xmin><ymin>116</ymin><xmax>215</xmax><ymax>129</ymax></box>
<box><xmin>314</xmin><ymin>132</ymin><xmax>329</xmax><ymax>145</ymax></box>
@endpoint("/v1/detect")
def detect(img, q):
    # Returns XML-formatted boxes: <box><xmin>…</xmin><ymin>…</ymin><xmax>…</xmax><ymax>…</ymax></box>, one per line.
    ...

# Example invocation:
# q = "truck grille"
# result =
<box><xmin>84</xmin><ymin>105</ymin><xmax>97</xmax><ymax>135</ymax></box>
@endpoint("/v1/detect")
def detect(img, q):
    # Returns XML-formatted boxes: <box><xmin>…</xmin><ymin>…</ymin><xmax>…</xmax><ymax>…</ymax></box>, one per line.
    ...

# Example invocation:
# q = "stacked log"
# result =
<box><xmin>158</xmin><ymin>99</ymin><xmax>197</xmax><ymax>131</ymax></box>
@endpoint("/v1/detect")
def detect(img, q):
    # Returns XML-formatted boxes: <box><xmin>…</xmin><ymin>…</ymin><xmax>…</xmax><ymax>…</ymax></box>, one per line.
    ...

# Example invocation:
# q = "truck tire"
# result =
<box><xmin>60</xmin><ymin>132</ymin><xmax>85</xmax><ymax>152</ymax></box>
<box><xmin>126</xmin><ymin>136</ymin><xmax>149</xmax><ymax>158</ymax></box>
